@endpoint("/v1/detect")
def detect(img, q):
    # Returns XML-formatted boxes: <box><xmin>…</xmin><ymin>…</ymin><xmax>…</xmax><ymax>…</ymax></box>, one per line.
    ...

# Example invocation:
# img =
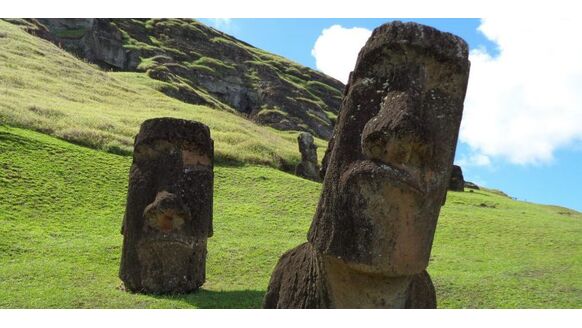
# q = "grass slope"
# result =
<box><xmin>0</xmin><ymin>20</ymin><xmax>327</xmax><ymax>168</ymax></box>
<box><xmin>1</xmin><ymin>126</ymin><xmax>581</xmax><ymax>308</ymax></box>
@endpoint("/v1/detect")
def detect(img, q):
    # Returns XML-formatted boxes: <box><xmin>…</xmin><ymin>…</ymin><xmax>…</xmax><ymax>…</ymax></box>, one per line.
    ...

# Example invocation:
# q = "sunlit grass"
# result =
<box><xmin>0</xmin><ymin>126</ymin><xmax>580</xmax><ymax>308</ymax></box>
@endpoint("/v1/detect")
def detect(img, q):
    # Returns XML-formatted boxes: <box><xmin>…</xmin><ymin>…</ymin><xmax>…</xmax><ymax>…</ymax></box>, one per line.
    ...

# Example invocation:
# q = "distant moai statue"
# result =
<box><xmin>449</xmin><ymin>165</ymin><xmax>465</xmax><ymax>191</ymax></box>
<box><xmin>263</xmin><ymin>21</ymin><xmax>470</xmax><ymax>308</ymax></box>
<box><xmin>295</xmin><ymin>132</ymin><xmax>321</xmax><ymax>182</ymax></box>
<box><xmin>120</xmin><ymin>118</ymin><xmax>214</xmax><ymax>294</ymax></box>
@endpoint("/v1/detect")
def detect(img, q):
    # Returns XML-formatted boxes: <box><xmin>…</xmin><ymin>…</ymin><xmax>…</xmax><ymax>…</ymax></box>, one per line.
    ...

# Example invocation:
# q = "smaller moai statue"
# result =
<box><xmin>119</xmin><ymin>117</ymin><xmax>213</xmax><ymax>294</ymax></box>
<box><xmin>295</xmin><ymin>132</ymin><xmax>321</xmax><ymax>182</ymax></box>
<box><xmin>448</xmin><ymin>165</ymin><xmax>465</xmax><ymax>191</ymax></box>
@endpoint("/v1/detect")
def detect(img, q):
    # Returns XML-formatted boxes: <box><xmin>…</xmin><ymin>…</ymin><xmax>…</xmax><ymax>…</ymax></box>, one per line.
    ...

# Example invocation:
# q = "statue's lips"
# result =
<box><xmin>341</xmin><ymin>159</ymin><xmax>425</xmax><ymax>195</ymax></box>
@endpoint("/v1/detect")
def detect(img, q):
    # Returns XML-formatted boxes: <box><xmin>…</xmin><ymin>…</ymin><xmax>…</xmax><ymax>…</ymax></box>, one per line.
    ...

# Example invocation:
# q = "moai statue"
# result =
<box><xmin>263</xmin><ymin>21</ymin><xmax>470</xmax><ymax>308</ymax></box>
<box><xmin>119</xmin><ymin>118</ymin><xmax>214</xmax><ymax>294</ymax></box>
<box><xmin>295</xmin><ymin>132</ymin><xmax>321</xmax><ymax>182</ymax></box>
<box><xmin>448</xmin><ymin>165</ymin><xmax>465</xmax><ymax>191</ymax></box>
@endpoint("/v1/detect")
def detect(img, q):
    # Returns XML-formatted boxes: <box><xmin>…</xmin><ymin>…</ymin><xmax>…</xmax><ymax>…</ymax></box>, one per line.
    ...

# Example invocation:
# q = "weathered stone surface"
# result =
<box><xmin>120</xmin><ymin>117</ymin><xmax>213</xmax><ymax>294</ymax></box>
<box><xmin>32</xmin><ymin>19</ymin><xmax>140</xmax><ymax>71</ymax></box>
<box><xmin>263</xmin><ymin>243</ymin><xmax>331</xmax><ymax>309</ymax></box>
<box><xmin>295</xmin><ymin>132</ymin><xmax>320</xmax><ymax>181</ymax></box>
<box><xmin>308</xmin><ymin>21</ymin><xmax>470</xmax><ymax>274</ymax></box>
<box><xmin>263</xmin><ymin>243</ymin><xmax>436</xmax><ymax>309</ymax></box>
<box><xmin>449</xmin><ymin>164</ymin><xmax>465</xmax><ymax>191</ymax></box>
<box><xmin>264</xmin><ymin>21</ymin><xmax>470</xmax><ymax>308</ymax></box>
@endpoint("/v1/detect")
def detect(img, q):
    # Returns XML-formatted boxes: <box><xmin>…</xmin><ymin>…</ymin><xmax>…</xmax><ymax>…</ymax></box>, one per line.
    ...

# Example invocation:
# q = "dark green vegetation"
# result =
<box><xmin>1</xmin><ymin>126</ymin><xmax>580</xmax><ymax>308</ymax></box>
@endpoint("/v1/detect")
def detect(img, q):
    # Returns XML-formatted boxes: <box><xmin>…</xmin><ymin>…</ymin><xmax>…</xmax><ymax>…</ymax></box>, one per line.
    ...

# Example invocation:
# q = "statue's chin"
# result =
<box><xmin>134</xmin><ymin>239</ymin><xmax>207</xmax><ymax>293</ymax></box>
<box><xmin>330</xmin><ymin>160</ymin><xmax>433</xmax><ymax>276</ymax></box>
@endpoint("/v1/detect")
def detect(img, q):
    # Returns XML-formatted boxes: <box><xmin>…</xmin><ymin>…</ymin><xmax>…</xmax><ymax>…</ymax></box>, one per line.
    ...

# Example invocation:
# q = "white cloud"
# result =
<box><xmin>458</xmin><ymin>153</ymin><xmax>491</xmax><ymax>167</ymax></box>
<box><xmin>204</xmin><ymin>18</ymin><xmax>234</xmax><ymax>32</ymax></box>
<box><xmin>311</xmin><ymin>20</ymin><xmax>582</xmax><ymax>166</ymax></box>
<box><xmin>462</xmin><ymin>18</ymin><xmax>582</xmax><ymax>165</ymax></box>
<box><xmin>311</xmin><ymin>25</ymin><xmax>372</xmax><ymax>83</ymax></box>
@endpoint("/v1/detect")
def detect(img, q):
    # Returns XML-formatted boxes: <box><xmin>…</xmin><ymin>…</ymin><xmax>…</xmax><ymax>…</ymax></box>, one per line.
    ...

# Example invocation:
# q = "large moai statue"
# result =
<box><xmin>263</xmin><ymin>21</ymin><xmax>470</xmax><ymax>308</ymax></box>
<box><xmin>120</xmin><ymin>118</ymin><xmax>214</xmax><ymax>294</ymax></box>
<box><xmin>295</xmin><ymin>132</ymin><xmax>321</xmax><ymax>182</ymax></box>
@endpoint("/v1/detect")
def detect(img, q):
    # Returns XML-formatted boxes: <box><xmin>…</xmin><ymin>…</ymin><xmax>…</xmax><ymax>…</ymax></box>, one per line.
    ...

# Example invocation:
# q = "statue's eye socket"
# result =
<box><xmin>134</xmin><ymin>140</ymin><xmax>180</xmax><ymax>162</ymax></box>
<box><xmin>182</xmin><ymin>149</ymin><xmax>211</xmax><ymax>167</ymax></box>
<box><xmin>134</xmin><ymin>145</ymin><xmax>160</xmax><ymax>162</ymax></box>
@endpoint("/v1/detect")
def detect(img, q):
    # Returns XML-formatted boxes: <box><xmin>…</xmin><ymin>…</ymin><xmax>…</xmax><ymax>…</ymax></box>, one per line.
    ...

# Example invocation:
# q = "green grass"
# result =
<box><xmin>432</xmin><ymin>190</ymin><xmax>582</xmax><ymax>308</ymax></box>
<box><xmin>256</xmin><ymin>106</ymin><xmax>289</xmax><ymax>118</ymax></box>
<box><xmin>296</xmin><ymin>97</ymin><xmax>327</xmax><ymax>111</ymax></box>
<box><xmin>324</xmin><ymin>110</ymin><xmax>338</xmax><ymax>123</ymax></box>
<box><xmin>306</xmin><ymin>80</ymin><xmax>343</xmax><ymax>97</ymax></box>
<box><xmin>1</xmin><ymin>125</ymin><xmax>581</xmax><ymax>308</ymax></box>
<box><xmin>0</xmin><ymin>20</ymin><xmax>325</xmax><ymax>169</ymax></box>
<box><xmin>137</xmin><ymin>55</ymin><xmax>172</xmax><ymax>71</ymax></box>
<box><xmin>183</xmin><ymin>63</ymin><xmax>216</xmax><ymax>75</ymax></box>
<box><xmin>184</xmin><ymin>57</ymin><xmax>238</xmax><ymax>78</ymax></box>
<box><xmin>116</xmin><ymin>26</ymin><xmax>157</xmax><ymax>52</ymax></box>
<box><xmin>192</xmin><ymin>56</ymin><xmax>236</xmax><ymax>71</ymax></box>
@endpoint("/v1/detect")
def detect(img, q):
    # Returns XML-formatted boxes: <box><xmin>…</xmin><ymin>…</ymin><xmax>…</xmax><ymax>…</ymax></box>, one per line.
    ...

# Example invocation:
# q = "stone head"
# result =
<box><xmin>120</xmin><ymin>117</ymin><xmax>213</xmax><ymax>293</ymax></box>
<box><xmin>308</xmin><ymin>21</ymin><xmax>470</xmax><ymax>276</ymax></box>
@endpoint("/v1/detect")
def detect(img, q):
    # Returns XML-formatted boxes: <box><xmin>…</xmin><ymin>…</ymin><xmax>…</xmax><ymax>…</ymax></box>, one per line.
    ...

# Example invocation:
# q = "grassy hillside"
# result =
<box><xmin>20</xmin><ymin>18</ymin><xmax>343</xmax><ymax>139</ymax></box>
<box><xmin>1</xmin><ymin>125</ymin><xmax>580</xmax><ymax>308</ymax></box>
<box><xmin>0</xmin><ymin>20</ymin><xmax>327</xmax><ymax>168</ymax></box>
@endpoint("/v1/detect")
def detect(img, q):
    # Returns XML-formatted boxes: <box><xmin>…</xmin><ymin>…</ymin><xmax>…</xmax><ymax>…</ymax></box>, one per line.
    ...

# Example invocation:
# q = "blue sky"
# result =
<box><xmin>199</xmin><ymin>18</ymin><xmax>582</xmax><ymax>212</ymax></box>
<box><xmin>199</xmin><ymin>19</ymin><xmax>498</xmax><ymax>71</ymax></box>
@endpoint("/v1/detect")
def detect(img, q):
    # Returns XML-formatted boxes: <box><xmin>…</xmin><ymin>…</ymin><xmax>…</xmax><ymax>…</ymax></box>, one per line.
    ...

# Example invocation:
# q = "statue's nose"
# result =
<box><xmin>143</xmin><ymin>191</ymin><xmax>189</xmax><ymax>233</ymax></box>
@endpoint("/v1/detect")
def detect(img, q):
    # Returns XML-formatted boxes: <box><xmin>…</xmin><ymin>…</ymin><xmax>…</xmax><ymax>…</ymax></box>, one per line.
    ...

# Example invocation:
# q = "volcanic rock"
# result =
<box><xmin>119</xmin><ymin>117</ymin><xmax>214</xmax><ymax>294</ymax></box>
<box><xmin>264</xmin><ymin>21</ymin><xmax>470</xmax><ymax>308</ymax></box>
<box><xmin>449</xmin><ymin>164</ymin><xmax>465</xmax><ymax>191</ymax></box>
<box><xmin>295</xmin><ymin>132</ymin><xmax>320</xmax><ymax>182</ymax></box>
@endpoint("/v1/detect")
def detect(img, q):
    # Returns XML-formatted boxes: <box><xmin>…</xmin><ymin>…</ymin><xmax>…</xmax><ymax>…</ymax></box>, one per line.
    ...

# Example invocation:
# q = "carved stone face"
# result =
<box><xmin>335</xmin><ymin>93</ymin><xmax>438</xmax><ymax>275</ymax></box>
<box><xmin>132</xmin><ymin>138</ymin><xmax>213</xmax><ymax>239</ymax></box>
<box><xmin>120</xmin><ymin>118</ymin><xmax>213</xmax><ymax>293</ymax></box>
<box><xmin>308</xmin><ymin>22</ymin><xmax>470</xmax><ymax>277</ymax></box>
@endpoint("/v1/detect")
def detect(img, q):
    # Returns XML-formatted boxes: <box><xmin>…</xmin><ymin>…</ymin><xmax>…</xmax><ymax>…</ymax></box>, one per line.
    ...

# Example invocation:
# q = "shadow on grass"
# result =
<box><xmin>214</xmin><ymin>154</ymin><xmax>300</xmax><ymax>175</ymax></box>
<box><xmin>214</xmin><ymin>155</ymin><xmax>247</xmax><ymax>168</ymax></box>
<box><xmin>151</xmin><ymin>289</ymin><xmax>266</xmax><ymax>309</ymax></box>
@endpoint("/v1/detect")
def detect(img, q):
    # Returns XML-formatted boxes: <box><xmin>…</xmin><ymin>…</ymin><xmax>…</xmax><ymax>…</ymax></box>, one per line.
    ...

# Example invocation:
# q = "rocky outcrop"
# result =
<box><xmin>295</xmin><ymin>132</ymin><xmax>320</xmax><ymax>181</ymax></box>
<box><xmin>25</xmin><ymin>19</ymin><xmax>140</xmax><ymax>70</ymax></box>
<box><xmin>120</xmin><ymin>118</ymin><xmax>214</xmax><ymax>294</ymax></box>
<box><xmin>449</xmin><ymin>165</ymin><xmax>465</xmax><ymax>191</ymax></box>
<box><xmin>19</xmin><ymin>19</ymin><xmax>344</xmax><ymax>139</ymax></box>
<box><xmin>264</xmin><ymin>21</ymin><xmax>470</xmax><ymax>308</ymax></box>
